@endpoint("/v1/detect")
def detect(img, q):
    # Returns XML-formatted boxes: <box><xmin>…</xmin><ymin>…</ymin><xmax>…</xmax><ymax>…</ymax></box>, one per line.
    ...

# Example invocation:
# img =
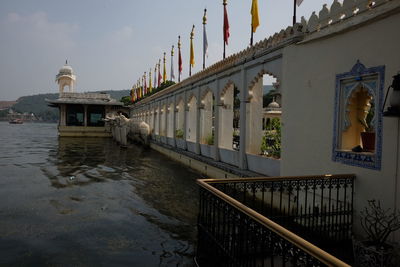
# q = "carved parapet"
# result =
<box><xmin>301</xmin><ymin>0</ymin><xmax>391</xmax><ymax>34</ymax></box>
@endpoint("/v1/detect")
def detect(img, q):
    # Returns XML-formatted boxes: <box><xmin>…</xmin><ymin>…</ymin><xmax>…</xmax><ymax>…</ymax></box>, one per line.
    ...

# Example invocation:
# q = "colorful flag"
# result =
<box><xmin>143</xmin><ymin>72</ymin><xmax>147</xmax><ymax>95</ymax></box>
<box><xmin>223</xmin><ymin>1</ymin><xmax>230</xmax><ymax>45</ymax></box>
<box><xmin>158</xmin><ymin>59</ymin><xmax>162</xmax><ymax>87</ymax></box>
<box><xmin>170</xmin><ymin>45</ymin><xmax>175</xmax><ymax>81</ymax></box>
<box><xmin>134</xmin><ymin>87</ymin><xmax>137</xmax><ymax>101</ymax></box>
<box><xmin>178</xmin><ymin>36</ymin><xmax>183</xmax><ymax>74</ymax></box>
<box><xmin>203</xmin><ymin>9</ymin><xmax>208</xmax><ymax>59</ymax></box>
<box><xmin>190</xmin><ymin>25</ymin><xmax>195</xmax><ymax>67</ymax></box>
<box><xmin>149</xmin><ymin>68</ymin><xmax>152</xmax><ymax>93</ymax></box>
<box><xmin>296</xmin><ymin>0</ymin><xmax>304</xmax><ymax>6</ymax></box>
<box><xmin>163</xmin><ymin>52</ymin><xmax>167</xmax><ymax>82</ymax></box>
<box><xmin>251</xmin><ymin>0</ymin><xmax>260</xmax><ymax>33</ymax></box>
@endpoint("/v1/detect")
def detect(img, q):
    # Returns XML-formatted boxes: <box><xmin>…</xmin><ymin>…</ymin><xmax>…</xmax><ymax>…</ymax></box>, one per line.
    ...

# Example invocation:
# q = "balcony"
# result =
<box><xmin>196</xmin><ymin>174</ymin><xmax>355</xmax><ymax>266</ymax></box>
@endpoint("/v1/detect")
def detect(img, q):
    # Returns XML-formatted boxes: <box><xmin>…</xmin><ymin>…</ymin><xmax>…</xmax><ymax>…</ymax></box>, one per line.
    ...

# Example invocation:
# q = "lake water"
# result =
<box><xmin>0</xmin><ymin>122</ymin><xmax>203</xmax><ymax>266</ymax></box>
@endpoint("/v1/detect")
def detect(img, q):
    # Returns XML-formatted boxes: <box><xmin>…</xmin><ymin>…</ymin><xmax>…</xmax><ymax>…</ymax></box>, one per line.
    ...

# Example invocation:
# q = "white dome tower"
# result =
<box><xmin>56</xmin><ymin>60</ymin><xmax>76</xmax><ymax>94</ymax></box>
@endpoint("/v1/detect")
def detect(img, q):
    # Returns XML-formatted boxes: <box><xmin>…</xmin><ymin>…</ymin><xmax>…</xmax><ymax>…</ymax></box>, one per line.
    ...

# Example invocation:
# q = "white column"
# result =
<box><xmin>195</xmin><ymin>88</ymin><xmax>201</xmax><ymax>154</ymax></box>
<box><xmin>214</xmin><ymin>81</ymin><xmax>220</xmax><ymax>161</ymax></box>
<box><xmin>239</xmin><ymin>67</ymin><xmax>248</xmax><ymax>169</ymax></box>
<box><xmin>172</xmin><ymin>94</ymin><xmax>177</xmax><ymax>147</ymax></box>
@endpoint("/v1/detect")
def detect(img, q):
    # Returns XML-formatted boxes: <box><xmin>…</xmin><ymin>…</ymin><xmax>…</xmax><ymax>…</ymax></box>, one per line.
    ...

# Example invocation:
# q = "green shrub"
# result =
<box><xmin>175</xmin><ymin>129</ymin><xmax>184</xmax><ymax>139</ymax></box>
<box><xmin>205</xmin><ymin>133</ymin><xmax>214</xmax><ymax>145</ymax></box>
<box><xmin>261</xmin><ymin>118</ymin><xmax>281</xmax><ymax>158</ymax></box>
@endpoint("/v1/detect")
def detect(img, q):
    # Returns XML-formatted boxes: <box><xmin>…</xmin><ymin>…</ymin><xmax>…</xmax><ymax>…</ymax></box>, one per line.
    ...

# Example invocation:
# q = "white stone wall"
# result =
<box><xmin>281</xmin><ymin>11</ymin><xmax>400</xmax><ymax>239</ymax></box>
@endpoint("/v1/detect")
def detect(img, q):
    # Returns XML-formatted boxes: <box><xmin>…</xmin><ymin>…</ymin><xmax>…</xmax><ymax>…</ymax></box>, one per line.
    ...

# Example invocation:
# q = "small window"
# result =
<box><xmin>332</xmin><ymin>61</ymin><xmax>384</xmax><ymax>170</ymax></box>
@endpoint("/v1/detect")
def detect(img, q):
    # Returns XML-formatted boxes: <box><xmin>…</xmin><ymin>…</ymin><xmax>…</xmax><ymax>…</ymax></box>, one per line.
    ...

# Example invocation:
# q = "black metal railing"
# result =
<box><xmin>196</xmin><ymin>174</ymin><xmax>354</xmax><ymax>267</ymax></box>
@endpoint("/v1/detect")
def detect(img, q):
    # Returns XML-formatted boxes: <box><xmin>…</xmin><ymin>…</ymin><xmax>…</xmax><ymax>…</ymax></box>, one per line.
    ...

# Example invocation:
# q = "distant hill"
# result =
<box><xmin>9</xmin><ymin>90</ymin><xmax>130</xmax><ymax>122</ymax></box>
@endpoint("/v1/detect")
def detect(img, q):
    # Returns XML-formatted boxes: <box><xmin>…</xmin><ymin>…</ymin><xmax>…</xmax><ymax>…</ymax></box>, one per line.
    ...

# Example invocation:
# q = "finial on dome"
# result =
<box><xmin>65</xmin><ymin>59</ymin><xmax>68</xmax><ymax>65</ymax></box>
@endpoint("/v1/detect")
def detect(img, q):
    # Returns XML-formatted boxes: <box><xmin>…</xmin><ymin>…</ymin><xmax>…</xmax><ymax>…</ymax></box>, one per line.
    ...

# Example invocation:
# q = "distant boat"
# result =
<box><xmin>9</xmin><ymin>119</ymin><xmax>23</xmax><ymax>124</ymax></box>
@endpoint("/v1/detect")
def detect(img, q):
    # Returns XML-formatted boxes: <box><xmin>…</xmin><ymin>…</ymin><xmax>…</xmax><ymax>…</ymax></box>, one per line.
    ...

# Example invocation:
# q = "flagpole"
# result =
<box><xmin>189</xmin><ymin>25</ymin><xmax>194</xmax><ymax>77</ymax></box>
<box><xmin>251</xmin><ymin>25</ymin><xmax>253</xmax><ymax>46</ymax></box>
<box><xmin>171</xmin><ymin>45</ymin><xmax>174</xmax><ymax>81</ymax></box>
<box><xmin>158</xmin><ymin>59</ymin><xmax>161</xmax><ymax>87</ymax></box>
<box><xmin>293</xmin><ymin>0</ymin><xmax>296</xmax><ymax>25</ymax></box>
<box><xmin>163</xmin><ymin>52</ymin><xmax>166</xmax><ymax>83</ymax></box>
<box><xmin>178</xmin><ymin>36</ymin><xmax>181</xmax><ymax>83</ymax></box>
<box><xmin>203</xmin><ymin>8</ymin><xmax>207</xmax><ymax>70</ymax></box>
<box><xmin>223</xmin><ymin>0</ymin><xmax>227</xmax><ymax>59</ymax></box>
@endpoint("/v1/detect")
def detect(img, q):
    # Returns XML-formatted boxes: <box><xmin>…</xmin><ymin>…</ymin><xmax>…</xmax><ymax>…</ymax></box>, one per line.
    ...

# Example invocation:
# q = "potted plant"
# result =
<box><xmin>359</xmin><ymin>101</ymin><xmax>375</xmax><ymax>151</ymax></box>
<box><xmin>353</xmin><ymin>200</ymin><xmax>400</xmax><ymax>267</ymax></box>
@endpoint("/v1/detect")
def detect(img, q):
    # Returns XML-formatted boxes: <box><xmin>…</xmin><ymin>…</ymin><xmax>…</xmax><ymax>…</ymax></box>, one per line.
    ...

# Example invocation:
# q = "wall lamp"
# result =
<box><xmin>383</xmin><ymin>73</ymin><xmax>400</xmax><ymax>117</ymax></box>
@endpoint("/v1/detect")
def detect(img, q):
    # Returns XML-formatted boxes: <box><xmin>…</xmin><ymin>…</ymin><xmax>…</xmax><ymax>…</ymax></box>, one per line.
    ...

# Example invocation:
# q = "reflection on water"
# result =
<box><xmin>0</xmin><ymin>122</ymin><xmax>202</xmax><ymax>266</ymax></box>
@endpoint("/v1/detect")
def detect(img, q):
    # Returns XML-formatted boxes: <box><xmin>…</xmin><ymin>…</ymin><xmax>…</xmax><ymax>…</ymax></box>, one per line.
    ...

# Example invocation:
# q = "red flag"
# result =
<box><xmin>223</xmin><ymin>4</ymin><xmax>230</xmax><ymax>45</ymax></box>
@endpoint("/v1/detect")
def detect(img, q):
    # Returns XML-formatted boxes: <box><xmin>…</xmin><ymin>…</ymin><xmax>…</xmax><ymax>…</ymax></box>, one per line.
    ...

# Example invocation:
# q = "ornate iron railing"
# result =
<box><xmin>196</xmin><ymin>174</ymin><xmax>355</xmax><ymax>266</ymax></box>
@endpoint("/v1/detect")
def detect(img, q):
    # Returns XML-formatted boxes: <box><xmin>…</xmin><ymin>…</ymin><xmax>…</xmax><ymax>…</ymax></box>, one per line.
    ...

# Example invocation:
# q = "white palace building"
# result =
<box><xmin>129</xmin><ymin>1</ymin><xmax>400</xmax><ymax>265</ymax></box>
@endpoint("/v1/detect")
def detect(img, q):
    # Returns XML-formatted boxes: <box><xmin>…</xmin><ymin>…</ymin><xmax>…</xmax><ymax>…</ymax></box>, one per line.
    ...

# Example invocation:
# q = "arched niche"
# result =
<box><xmin>341</xmin><ymin>84</ymin><xmax>375</xmax><ymax>150</ymax></box>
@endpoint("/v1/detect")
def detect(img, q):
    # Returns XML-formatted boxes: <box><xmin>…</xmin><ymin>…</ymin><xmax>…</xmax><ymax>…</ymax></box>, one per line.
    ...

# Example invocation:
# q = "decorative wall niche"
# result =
<box><xmin>332</xmin><ymin>60</ymin><xmax>385</xmax><ymax>170</ymax></box>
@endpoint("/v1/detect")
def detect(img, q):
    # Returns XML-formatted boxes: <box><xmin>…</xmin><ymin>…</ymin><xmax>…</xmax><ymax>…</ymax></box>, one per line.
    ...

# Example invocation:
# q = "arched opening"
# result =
<box><xmin>154</xmin><ymin>106</ymin><xmax>160</xmax><ymax>135</ymax></box>
<box><xmin>160</xmin><ymin>104</ymin><xmax>167</xmax><ymax>136</ymax></box>
<box><xmin>175</xmin><ymin>99</ymin><xmax>185</xmax><ymax>139</ymax></box>
<box><xmin>233</xmin><ymin>86</ymin><xmax>240</xmax><ymax>150</ymax></box>
<box><xmin>62</xmin><ymin>84</ymin><xmax>71</xmax><ymax>93</ymax></box>
<box><xmin>200</xmin><ymin>90</ymin><xmax>215</xmax><ymax>145</ymax></box>
<box><xmin>341</xmin><ymin>85</ymin><xmax>375</xmax><ymax>151</ymax></box>
<box><xmin>218</xmin><ymin>83</ymin><xmax>236</xmax><ymax>150</ymax></box>
<box><xmin>167</xmin><ymin>102</ymin><xmax>174</xmax><ymax>138</ymax></box>
<box><xmin>150</xmin><ymin>108</ymin><xmax>155</xmax><ymax>134</ymax></box>
<box><xmin>247</xmin><ymin>72</ymin><xmax>281</xmax><ymax>158</ymax></box>
<box><xmin>186</xmin><ymin>95</ymin><xmax>197</xmax><ymax>142</ymax></box>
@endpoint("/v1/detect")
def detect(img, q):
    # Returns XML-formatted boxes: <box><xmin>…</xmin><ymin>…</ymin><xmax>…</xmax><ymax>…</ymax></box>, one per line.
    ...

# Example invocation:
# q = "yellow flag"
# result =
<box><xmin>190</xmin><ymin>25</ymin><xmax>195</xmax><ymax>67</ymax></box>
<box><xmin>251</xmin><ymin>0</ymin><xmax>260</xmax><ymax>33</ymax></box>
<box><xmin>149</xmin><ymin>69</ymin><xmax>152</xmax><ymax>93</ymax></box>
<box><xmin>163</xmin><ymin>52</ymin><xmax>167</xmax><ymax>82</ymax></box>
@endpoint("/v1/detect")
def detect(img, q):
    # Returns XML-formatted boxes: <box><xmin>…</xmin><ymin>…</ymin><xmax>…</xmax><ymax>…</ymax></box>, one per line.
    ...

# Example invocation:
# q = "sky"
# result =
<box><xmin>0</xmin><ymin>0</ymin><xmax>331</xmax><ymax>101</ymax></box>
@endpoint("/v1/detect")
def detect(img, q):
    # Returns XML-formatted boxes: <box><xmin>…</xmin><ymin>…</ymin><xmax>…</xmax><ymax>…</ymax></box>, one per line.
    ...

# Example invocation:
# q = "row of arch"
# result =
<box><xmin>132</xmin><ymin>67</ymin><xmax>282</xmax><ymax>173</ymax></box>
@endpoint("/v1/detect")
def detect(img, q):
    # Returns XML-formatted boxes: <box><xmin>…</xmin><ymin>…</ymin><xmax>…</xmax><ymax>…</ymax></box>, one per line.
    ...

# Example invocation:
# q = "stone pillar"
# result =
<box><xmin>247</xmin><ymin>78</ymin><xmax>263</xmax><ymax>154</ymax></box>
<box><xmin>84</xmin><ymin>105</ymin><xmax>88</xmax><ymax>127</ymax></box>
<box><xmin>115</xmin><ymin>122</ymin><xmax>121</xmax><ymax>143</ymax></box>
<box><xmin>60</xmin><ymin>104</ymin><xmax>66</xmax><ymax>126</ymax></box>
<box><xmin>158</xmin><ymin>101</ymin><xmax>162</xmax><ymax>140</ymax></box>
<box><xmin>213</xmin><ymin>81</ymin><xmax>221</xmax><ymax>161</ymax></box>
<box><xmin>183</xmin><ymin>90</ymin><xmax>188</xmax><ymax>150</ymax></box>
<box><xmin>172</xmin><ymin>94</ymin><xmax>177</xmax><ymax>147</ymax></box>
<box><xmin>239</xmin><ymin>67</ymin><xmax>248</xmax><ymax>170</ymax></box>
<box><xmin>195</xmin><ymin>87</ymin><xmax>201</xmax><ymax>154</ymax></box>
<box><xmin>120</xmin><ymin>124</ymin><xmax>128</xmax><ymax>148</ymax></box>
